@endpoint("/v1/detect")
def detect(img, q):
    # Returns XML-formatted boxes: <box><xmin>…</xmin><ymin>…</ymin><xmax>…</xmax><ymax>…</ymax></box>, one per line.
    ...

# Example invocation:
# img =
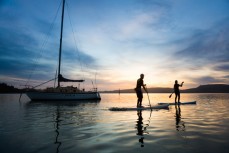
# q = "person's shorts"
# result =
<box><xmin>135</xmin><ymin>88</ymin><xmax>143</xmax><ymax>99</ymax></box>
<box><xmin>175</xmin><ymin>92</ymin><xmax>180</xmax><ymax>96</ymax></box>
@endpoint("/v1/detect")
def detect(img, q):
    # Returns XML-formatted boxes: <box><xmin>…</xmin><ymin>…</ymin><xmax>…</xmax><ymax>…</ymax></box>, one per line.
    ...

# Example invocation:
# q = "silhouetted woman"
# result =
<box><xmin>174</xmin><ymin>80</ymin><xmax>184</xmax><ymax>103</ymax></box>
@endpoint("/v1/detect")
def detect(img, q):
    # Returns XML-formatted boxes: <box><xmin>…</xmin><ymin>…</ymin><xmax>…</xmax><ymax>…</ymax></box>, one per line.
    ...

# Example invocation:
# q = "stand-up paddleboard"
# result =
<box><xmin>158</xmin><ymin>101</ymin><xmax>196</xmax><ymax>105</ymax></box>
<box><xmin>109</xmin><ymin>104</ymin><xmax>169</xmax><ymax>111</ymax></box>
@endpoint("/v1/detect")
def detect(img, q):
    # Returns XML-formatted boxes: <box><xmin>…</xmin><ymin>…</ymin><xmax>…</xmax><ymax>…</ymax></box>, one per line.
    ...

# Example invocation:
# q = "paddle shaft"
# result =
<box><xmin>147</xmin><ymin>93</ymin><xmax>152</xmax><ymax>108</ymax></box>
<box><xmin>145</xmin><ymin>86</ymin><xmax>152</xmax><ymax>110</ymax></box>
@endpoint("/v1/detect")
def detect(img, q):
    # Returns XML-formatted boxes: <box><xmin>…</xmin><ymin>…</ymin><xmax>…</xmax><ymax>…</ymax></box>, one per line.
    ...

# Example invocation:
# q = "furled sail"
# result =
<box><xmin>58</xmin><ymin>74</ymin><xmax>84</xmax><ymax>82</ymax></box>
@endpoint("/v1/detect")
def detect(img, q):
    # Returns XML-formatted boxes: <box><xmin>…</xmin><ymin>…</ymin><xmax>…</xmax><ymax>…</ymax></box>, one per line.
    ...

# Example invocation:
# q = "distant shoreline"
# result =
<box><xmin>101</xmin><ymin>84</ymin><xmax>229</xmax><ymax>93</ymax></box>
<box><xmin>1</xmin><ymin>83</ymin><xmax>229</xmax><ymax>93</ymax></box>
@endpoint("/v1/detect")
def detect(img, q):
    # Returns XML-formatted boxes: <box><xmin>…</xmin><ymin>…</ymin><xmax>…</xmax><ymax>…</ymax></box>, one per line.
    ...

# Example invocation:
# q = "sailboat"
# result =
<box><xmin>26</xmin><ymin>0</ymin><xmax>101</xmax><ymax>101</ymax></box>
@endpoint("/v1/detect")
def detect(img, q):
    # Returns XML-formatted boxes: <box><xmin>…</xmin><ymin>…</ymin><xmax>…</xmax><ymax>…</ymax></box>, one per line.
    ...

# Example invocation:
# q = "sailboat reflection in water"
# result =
<box><xmin>54</xmin><ymin>106</ymin><xmax>61</xmax><ymax>153</ymax></box>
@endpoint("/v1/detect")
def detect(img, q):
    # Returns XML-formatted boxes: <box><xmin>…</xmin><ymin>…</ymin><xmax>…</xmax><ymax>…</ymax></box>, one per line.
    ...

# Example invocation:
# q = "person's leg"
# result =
<box><xmin>139</xmin><ymin>92</ymin><xmax>143</xmax><ymax>107</ymax></box>
<box><xmin>175</xmin><ymin>93</ymin><xmax>177</xmax><ymax>103</ymax></box>
<box><xmin>139</xmin><ymin>98</ymin><xmax>142</xmax><ymax>107</ymax></box>
<box><xmin>137</xmin><ymin>98</ymin><xmax>140</xmax><ymax>107</ymax></box>
<box><xmin>136</xmin><ymin>90</ymin><xmax>140</xmax><ymax>107</ymax></box>
<box><xmin>178</xmin><ymin>92</ymin><xmax>180</xmax><ymax>103</ymax></box>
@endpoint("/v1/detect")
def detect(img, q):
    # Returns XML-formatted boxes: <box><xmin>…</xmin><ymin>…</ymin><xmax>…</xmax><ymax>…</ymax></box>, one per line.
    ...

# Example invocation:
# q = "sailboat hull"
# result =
<box><xmin>26</xmin><ymin>92</ymin><xmax>101</xmax><ymax>101</ymax></box>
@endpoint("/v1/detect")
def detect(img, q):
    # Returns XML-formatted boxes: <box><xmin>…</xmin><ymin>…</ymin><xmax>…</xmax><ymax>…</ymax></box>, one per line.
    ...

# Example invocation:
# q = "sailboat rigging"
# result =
<box><xmin>26</xmin><ymin>0</ymin><xmax>101</xmax><ymax>101</ymax></box>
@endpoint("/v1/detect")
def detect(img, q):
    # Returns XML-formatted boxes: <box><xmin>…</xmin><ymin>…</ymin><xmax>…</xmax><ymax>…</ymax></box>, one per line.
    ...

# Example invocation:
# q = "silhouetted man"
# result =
<box><xmin>135</xmin><ymin>74</ymin><xmax>147</xmax><ymax>107</ymax></box>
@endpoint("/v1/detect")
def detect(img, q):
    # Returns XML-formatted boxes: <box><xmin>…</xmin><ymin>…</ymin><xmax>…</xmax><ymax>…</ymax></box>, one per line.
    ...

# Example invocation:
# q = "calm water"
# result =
<box><xmin>0</xmin><ymin>93</ymin><xmax>229</xmax><ymax>153</ymax></box>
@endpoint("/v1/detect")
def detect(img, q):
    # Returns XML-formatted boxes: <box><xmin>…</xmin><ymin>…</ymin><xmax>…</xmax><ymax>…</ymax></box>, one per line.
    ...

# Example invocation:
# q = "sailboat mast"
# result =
<box><xmin>57</xmin><ymin>0</ymin><xmax>65</xmax><ymax>87</ymax></box>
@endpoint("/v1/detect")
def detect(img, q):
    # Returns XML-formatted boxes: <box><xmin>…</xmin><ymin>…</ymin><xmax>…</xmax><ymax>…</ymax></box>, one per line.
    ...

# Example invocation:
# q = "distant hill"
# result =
<box><xmin>102</xmin><ymin>84</ymin><xmax>229</xmax><ymax>93</ymax></box>
<box><xmin>183</xmin><ymin>84</ymin><xmax>229</xmax><ymax>93</ymax></box>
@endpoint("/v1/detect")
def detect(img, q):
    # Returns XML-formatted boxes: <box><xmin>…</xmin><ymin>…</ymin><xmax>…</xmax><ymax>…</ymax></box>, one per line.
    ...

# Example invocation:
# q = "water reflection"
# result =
<box><xmin>175</xmin><ymin>104</ymin><xmax>185</xmax><ymax>131</ymax></box>
<box><xmin>24</xmin><ymin>99</ymin><xmax>101</xmax><ymax>152</ymax></box>
<box><xmin>54</xmin><ymin>106</ymin><xmax>61</xmax><ymax>153</ymax></box>
<box><xmin>2</xmin><ymin>93</ymin><xmax>229</xmax><ymax>153</ymax></box>
<box><xmin>136</xmin><ymin>110</ymin><xmax>152</xmax><ymax>147</ymax></box>
<box><xmin>136</xmin><ymin>110</ymin><xmax>144</xmax><ymax>147</ymax></box>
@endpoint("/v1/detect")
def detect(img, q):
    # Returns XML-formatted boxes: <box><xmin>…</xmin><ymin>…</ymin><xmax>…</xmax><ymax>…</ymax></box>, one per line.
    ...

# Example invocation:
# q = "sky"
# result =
<box><xmin>0</xmin><ymin>0</ymin><xmax>229</xmax><ymax>91</ymax></box>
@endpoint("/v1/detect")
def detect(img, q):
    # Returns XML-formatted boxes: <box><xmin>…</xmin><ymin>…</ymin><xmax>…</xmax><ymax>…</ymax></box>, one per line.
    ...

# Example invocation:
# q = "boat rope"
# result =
<box><xmin>24</xmin><ymin>1</ymin><xmax>62</xmax><ymax>88</ymax></box>
<box><xmin>19</xmin><ymin>77</ymin><xmax>57</xmax><ymax>102</ymax></box>
<box><xmin>94</xmin><ymin>71</ymin><xmax>98</xmax><ymax>91</ymax></box>
<box><xmin>32</xmin><ymin>78</ymin><xmax>57</xmax><ymax>89</ymax></box>
<box><xmin>66</xmin><ymin>1</ymin><xmax>100</xmax><ymax>91</ymax></box>
<box><xmin>66</xmin><ymin>2</ymin><xmax>85</xmax><ymax>82</ymax></box>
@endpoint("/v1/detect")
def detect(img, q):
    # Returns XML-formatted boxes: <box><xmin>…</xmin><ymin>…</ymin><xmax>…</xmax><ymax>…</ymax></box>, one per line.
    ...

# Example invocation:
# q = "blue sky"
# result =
<box><xmin>0</xmin><ymin>0</ymin><xmax>229</xmax><ymax>90</ymax></box>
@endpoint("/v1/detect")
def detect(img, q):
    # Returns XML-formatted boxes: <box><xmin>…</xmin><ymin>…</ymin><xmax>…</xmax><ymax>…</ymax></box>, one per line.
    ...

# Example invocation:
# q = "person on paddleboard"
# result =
<box><xmin>174</xmin><ymin>80</ymin><xmax>184</xmax><ymax>103</ymax></box>
<box><xmin>135</xmin><ymin>74</ymin><xmax>148</xmax><ymax>107</ymax></box>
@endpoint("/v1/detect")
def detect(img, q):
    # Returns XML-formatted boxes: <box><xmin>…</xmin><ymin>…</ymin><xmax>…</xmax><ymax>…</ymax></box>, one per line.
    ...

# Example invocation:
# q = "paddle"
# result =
<box><xmin>145</xmin><ymin>85</ymin><xmax>152</xmax><ymax>110</ymax></box>
<box><xmin>169</xmin><ymin>92</ymin><xmax>173</xmax><ymax>98</ymax></box>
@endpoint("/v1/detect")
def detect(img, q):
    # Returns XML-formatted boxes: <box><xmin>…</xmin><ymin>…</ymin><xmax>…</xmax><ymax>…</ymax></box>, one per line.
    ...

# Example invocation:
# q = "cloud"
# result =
<box><xmin>214</xmin><ymin>63</ymin><xmax>229</xmax><ymax>71</ymax></box>
<box><xmin>223</xmin><ymin>75</ymin><xmax>229</xmax><ymax>79</ymax></box>
<box><xmin>1</xmin><ymin>0</ymin><xmax>229</xmax><ymax>90</ymax></box>
<box><xmin>61</xmin><ymin>46</ymin><xmax>98</xmax><ymax>76</ymax></box>
<box><xmin>92</xmin><ymin>0</ymin><xmax>171</xmax><ymax>46</ymax></box>
<box><xmin>191</xmin><ymin>76</ymin><xmax>224</xmax><ymax>85</ymax></box>
<box><xmin>154</xmin><ymin>17</ymin><xmax>229</xmax><ymax>87</ymax></box>
<box><xmin>0</xmin><ymin>36</ymin><xmax>97</xmax><ymax>82</ymax></box>
<box><xmin>0</xmin><ymin>16</ymin><xmax>98</xmax><ymax>86</ymax></box>
<box><xmin>174</xmin><ymin>17</ymin><xmax>229</xmax><ymax>65</ymax></box>
<box><xmin>0</xmin><ymin>26</ymin><xmax>39</xmax><ymax>76</ymax></box>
